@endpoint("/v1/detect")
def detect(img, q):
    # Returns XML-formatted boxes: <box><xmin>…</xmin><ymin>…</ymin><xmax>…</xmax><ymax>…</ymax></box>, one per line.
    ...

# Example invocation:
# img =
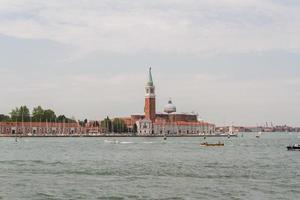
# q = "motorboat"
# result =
<box><xmin>163</xmin><ymin>134</ymin><xmax>167</xmax><ymax>141</ymax></box>
<box><xmin>256</xmin><ymin>132</ymin><xmax>262</xmax><ymax>138</ymax></box>
<box><xmin>200</xmin><ymin>142</ymin><xmax>224</xmax><ymax>147</ymax></box>
<box><xmin>287</xmin><ymin>144</ymin><xmax>300</xmax><ymax>151</ymax></box>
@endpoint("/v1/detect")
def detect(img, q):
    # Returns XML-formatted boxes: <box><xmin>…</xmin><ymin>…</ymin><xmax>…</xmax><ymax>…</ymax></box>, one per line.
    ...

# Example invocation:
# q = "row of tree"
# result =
<box><xmin>0</xmin><ymin>105</ymin><xmax>77</xmax><ymax>123</ymax></box>
<box><xmin>100</xmin><ymin>117</ymin><xmax>137</xmax><ymax>133</ymax></box>
<box><xmin>0</xmin><ymin>106</ymin><xmax>138</xmax><ymax>133</ymax></box>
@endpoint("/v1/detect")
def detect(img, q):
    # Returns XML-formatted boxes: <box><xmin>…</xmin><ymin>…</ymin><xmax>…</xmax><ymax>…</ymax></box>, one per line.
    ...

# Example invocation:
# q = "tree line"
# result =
<box><xmin>0</xmin><ymin>106</ymin><xmax>138</xmax><ymax>133</ymax></box>
<box><xmin>0</xmin><ymin>105</ymin><xmax>77</xmax><ymax>123</ymax></box>
<box><xmin>100</xmin><ymin>117</ymin><xmax>137</xmax><ymax>133</ymax></box>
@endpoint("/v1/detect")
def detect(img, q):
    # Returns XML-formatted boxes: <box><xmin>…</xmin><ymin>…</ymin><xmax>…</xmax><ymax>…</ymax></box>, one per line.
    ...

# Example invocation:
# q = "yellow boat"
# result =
<box><xmin>200</xmin><ymin>142</ymin><xmax>224</xmax><ymax>147</ymax></box>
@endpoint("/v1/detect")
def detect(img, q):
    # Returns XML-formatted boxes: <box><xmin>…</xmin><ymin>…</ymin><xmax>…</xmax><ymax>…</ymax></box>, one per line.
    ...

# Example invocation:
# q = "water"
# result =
<box><xmin>0</xmin><ymin>133</ymin><xmax>299</xmax><ymax>200</ymax></box>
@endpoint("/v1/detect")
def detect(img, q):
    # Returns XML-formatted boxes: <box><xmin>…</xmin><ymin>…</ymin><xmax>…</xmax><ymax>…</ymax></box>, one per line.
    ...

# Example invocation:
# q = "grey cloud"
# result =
<box><xmin>0</xmin><ymin>0</ymin><xmax>300</xmax><ymax>55</ymax></box>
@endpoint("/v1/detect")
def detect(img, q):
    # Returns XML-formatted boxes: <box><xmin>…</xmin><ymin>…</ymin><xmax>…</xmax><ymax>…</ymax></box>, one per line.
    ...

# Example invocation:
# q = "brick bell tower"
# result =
<box><xmin>144</xmin><ymin>67</ymin><xmax>156</xmax><ymax>122</ymax></box>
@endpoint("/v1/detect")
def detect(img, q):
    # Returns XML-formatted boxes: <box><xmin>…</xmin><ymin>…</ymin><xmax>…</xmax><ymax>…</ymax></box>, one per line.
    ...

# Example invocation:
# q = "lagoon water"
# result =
<box><xmin>0</xmin><ymin>133</ymin><xmax>299</xmax><ymax>200</ymax></box>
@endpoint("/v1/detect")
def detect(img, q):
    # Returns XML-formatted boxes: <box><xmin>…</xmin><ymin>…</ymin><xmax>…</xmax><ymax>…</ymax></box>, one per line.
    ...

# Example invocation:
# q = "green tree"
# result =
<box><xmin>10</xmin><ymin>108</ymin><xmax>19</xmax><ymax>121</ymax></box>
<box><xmin>7</xmin><ymin>105</ymin><xmax>81</xmax><ymax>124</ymax></box>
<box><xmin>112</xmin><ymin>118</ymin><xmax>128</xmax><ymax>133</ymax></box>
<box><xmin>100</xmin><ymin>117</ymin><xmax>112</xmax><ymax>132</ymax></box>
<box><xmin>32</xmin><ymin>106</ymin><xmax>44</xmax><ymax>122</ymax></box>
<box><xmin>0</xmin><ymin>114</ymin><xmax>10</xmax><ymax>122</ymax></box>
<box><xmin>43</xmin><ymin>109</ymin><xmax>56</xmax><ymax>122</ymax></box>
<box><xmin>10</xmin><ymin>106</ymin><xmax>30</xmax><ymax>122</ymax></box>
<box><xmin>56</xmin><ymin>115</ymin><xmax>76</xmax><ymax>123</ymax></box>
<box><xmin>57</xmin><ymin>115</ymin><xmax>67</xmax><ymax>123</ymax></box>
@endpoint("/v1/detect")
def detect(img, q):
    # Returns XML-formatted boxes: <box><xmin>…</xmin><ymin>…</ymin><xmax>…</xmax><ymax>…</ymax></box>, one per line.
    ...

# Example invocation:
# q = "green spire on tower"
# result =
<box><xmin>147</xmin><ymin>67</ymin><xmax>154</xmax><ymax>86</ymax></box>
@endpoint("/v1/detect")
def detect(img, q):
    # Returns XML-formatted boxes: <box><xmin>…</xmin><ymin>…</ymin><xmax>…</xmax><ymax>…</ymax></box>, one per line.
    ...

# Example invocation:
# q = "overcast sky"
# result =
<box><xmin>1</xmin><ymin>0</ymin><xmax>300</xmax><ymax>126</ymax></box>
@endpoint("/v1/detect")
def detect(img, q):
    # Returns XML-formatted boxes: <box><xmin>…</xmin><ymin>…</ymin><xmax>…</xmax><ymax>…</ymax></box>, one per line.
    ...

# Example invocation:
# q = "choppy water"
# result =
<box><xmin>0</xmin><ymin>133</ymin><xmax>299</xmax><ymax>200</ymax></box>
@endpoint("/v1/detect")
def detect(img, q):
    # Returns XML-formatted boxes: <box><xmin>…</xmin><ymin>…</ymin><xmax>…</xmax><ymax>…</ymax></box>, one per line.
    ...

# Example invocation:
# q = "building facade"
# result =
<box><xmin>136</xmin><ymin>120</ymin><xmax>215</xmax><ymax>136</ymax></box>
<box><xmin>0</xmin><ymin>122</ymin><xmax>84</xmax><ymax>136</ymax></box>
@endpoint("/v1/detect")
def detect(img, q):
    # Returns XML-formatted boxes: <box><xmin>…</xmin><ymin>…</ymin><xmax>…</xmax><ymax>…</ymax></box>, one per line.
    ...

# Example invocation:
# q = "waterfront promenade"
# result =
<box><xmin>0</xmin><ymin>133</ymin><xmax>131</xmax><ymax>137</ymax></box>
<box><xmin>0</xmin><ymin>133</ymin><xmax>236</xmax><ymax>137</ymax></box>
<box><xmin>0</xmin><ymin>121</ymin><xmax>221</xmax><ymax>137</ymax></box>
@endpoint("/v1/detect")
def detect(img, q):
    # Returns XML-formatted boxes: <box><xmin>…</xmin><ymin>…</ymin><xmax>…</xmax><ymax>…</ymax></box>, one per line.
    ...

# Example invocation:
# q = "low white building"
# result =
<box><xmin>136</xmin><ymin>119</ymin><xmax>154</xmax><ymax>135</ymax></box>
<box><xmin>136</xmin><ymin>119</ymin><xmax>215</xmax><ymax>136</ymax></box>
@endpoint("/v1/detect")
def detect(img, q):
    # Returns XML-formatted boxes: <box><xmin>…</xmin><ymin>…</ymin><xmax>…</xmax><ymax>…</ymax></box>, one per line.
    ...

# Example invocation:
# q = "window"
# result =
<box><xmin>143</xmin><ymin>123</ymin><xmax>147</xmax><ymax>128</ymax></box>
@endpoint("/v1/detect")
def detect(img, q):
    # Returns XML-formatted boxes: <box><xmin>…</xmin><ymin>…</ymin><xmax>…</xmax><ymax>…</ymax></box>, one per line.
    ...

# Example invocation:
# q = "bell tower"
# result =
<box><xmin>145</xmin><ymin>67</ymin><xmax>156</xmax><ymax>121</ymax></box>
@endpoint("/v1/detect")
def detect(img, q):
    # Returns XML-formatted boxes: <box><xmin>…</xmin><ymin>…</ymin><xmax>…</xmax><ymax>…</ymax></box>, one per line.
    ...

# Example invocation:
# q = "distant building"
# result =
<box><xmin>0</xmin><ymin>122</ymin><xmax>83</xmax><ymax>135</ymax></box>
<box><xmin>122</xmin><ymin>68</ymin><xmax>215</xmax><ymax>136</ymax></box>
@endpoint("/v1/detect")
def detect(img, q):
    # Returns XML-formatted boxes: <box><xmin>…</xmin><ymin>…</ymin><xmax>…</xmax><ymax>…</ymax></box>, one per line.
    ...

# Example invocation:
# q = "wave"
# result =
<box><xmin>97</xmin><ymin>196</ymin><xmax>125</xmax><ymax>200</ymax></box>
<box><xmin>0</xmin><ymin>160</ymin><xmax>65</xmax><ymax>166</ymax></box>
<box><xmin>120</xmin><ymin>141</ymin><xmax>134</xmax><ymax>144</ymax></box>
<box><xmin>104</xmin><ymin>140</ymin><xmax>135</xmax><ymax>144</ymax></box>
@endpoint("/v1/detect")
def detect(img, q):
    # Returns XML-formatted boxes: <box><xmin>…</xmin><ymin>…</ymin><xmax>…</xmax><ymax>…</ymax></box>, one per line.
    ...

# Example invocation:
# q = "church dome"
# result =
<box><xmin>164</xmin><ymin>99</ymin><xmax>176</xmax><ymax>114</ymax></box>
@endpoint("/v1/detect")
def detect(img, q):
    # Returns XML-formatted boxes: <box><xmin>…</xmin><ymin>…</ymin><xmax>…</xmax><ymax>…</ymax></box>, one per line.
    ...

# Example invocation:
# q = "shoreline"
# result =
<box><xmin>0</xmin><ymin>134</ymin><xmax>238</xmax><ymax>138</ymax></box>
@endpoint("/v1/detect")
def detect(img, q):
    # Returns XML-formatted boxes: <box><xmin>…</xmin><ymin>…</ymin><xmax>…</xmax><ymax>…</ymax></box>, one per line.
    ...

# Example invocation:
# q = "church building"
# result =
<box><xmin>130</xmin><ymin>68</ymin><xmax>215</xmax><ymax>136</ymax></box>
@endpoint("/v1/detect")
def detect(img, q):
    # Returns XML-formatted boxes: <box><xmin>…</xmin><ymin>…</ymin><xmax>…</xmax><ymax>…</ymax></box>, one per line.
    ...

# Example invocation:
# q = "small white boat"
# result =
<box><xmin>256</xmin><ymin>132</ymin><xmax>262</xmax><ymax>138</ymax></box>
<box><xmin>104</xmin><ymin>139</ymin><xmax>120</xmax><ymax>144</ymax></box>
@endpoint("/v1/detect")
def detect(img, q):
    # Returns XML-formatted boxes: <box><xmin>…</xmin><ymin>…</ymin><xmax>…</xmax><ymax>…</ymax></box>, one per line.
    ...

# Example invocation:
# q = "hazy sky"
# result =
<box><xmin>1</xmin><ymin>0</ymin><xmax>300</xmax><ymax>126</ymax></box>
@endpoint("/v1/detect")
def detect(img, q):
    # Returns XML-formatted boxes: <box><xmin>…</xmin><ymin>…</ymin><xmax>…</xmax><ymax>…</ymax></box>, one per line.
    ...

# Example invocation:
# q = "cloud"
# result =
<box><xmin>0</xmin><ymin>0</ymin><xmax>300</xmax><ymax>56</ymax></box>
<box><xmin>1</xmin><ymin>0</ymin><xmax>300</xmax><ymax>126</ymax></box>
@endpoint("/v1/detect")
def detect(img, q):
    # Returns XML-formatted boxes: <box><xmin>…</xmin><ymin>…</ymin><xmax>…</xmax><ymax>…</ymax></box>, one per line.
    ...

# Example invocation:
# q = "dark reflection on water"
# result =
<box><xmin>0</xmin><ymin>133</ymin><xmax>300</xmax><ymax>200</ymax></box>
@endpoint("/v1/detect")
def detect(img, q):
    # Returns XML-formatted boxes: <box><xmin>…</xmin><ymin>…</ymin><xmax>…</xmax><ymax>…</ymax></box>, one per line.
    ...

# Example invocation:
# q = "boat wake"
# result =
<box><xmin>104</xmin><ymin>140</ymin><xmax>136</xmax><ymax>144</ymax></box>
<box><xmin>120</xmin><ymin>141</ymin><xmax>134</xmax><ymax>144</ymax></box>
<box><xmin>104</xmin><ymin>139</ymin><xmax>120</xmax><ymax>144</ymax></box>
